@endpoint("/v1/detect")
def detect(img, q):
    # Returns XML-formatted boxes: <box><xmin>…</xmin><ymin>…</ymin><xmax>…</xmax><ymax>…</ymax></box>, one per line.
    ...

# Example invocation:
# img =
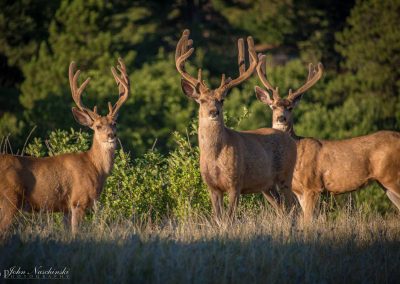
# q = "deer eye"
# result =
<box><xmin>96</xmin><ymin>125</ymin><xmax>102</xmax><ymax>130</ymax></box>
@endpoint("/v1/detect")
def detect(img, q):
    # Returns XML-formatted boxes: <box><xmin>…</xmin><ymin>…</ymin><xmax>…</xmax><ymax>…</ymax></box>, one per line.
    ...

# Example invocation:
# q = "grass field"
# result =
<box><xmin>1</xmin><ymin>207</ymin><xmax>399</xmax><ymax>283</ymax></box>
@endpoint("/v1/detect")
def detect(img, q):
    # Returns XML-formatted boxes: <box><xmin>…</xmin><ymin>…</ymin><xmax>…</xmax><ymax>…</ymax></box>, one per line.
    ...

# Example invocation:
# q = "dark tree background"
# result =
<box><xmin>0</xmin><ymin>0</ymin><xmax>399</xmax><ymax>155</ymax></box>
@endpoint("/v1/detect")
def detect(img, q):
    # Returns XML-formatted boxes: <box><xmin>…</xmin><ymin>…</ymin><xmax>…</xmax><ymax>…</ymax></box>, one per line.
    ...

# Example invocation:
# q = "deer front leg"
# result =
<box><xmin>0</xmin><ymin>185</ymin><xmax>19</xmax><ymax>236</ymax></box>
<box><xmin>70</xmin><ymin>202</ymin><xmax>86</xmax><ymax>236</ymax></box>
<box><xmin>227</xmin><ymin>190</ymin><xmax>240</xmax><ymax>221</ymax></box>
<box><xmin>209</xmin><ymin>189</ymin><xmax>223</xmax><ymax>224</ymax></box>
<box><xmin>278</xmin><ymin>181</ymin><xmax>297</xmax><ymax>213</ymax></box>
<box><xmin>302</xmin><ymin>191</ymin><xmax>318</xmax><ymax>224</ymax></box>
<box><xmin>0</xmin><ymin>202</ymin><xmax>17</xmax><ymax>236</ymax></box>
<box><xmin>63</xmin><ymin>212</ymin><xmax>71</xmax><ymax>231</ymax></box>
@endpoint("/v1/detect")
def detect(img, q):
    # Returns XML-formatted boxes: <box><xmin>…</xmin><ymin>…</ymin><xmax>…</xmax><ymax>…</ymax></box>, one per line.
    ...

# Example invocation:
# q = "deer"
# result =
<box><xmin>175</xmin><ymin>30</ymin><xmax>297</xmax><ymax>222</ymax></box>
<box><xmin>254</xmin><ymin>54</ymin><xmax>400</xmax><ymax>223</ymax></box>
<box><xmin>0</xmin><ymin>58</ymin><xmax>129</xmax><ymax>235</ymax></box>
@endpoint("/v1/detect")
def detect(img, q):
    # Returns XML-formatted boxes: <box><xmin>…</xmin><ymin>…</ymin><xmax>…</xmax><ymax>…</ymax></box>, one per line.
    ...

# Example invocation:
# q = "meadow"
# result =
<box><xmin>1</xmin><ymin>208</ymin><xmax>399</xmax><ymax>283</ymax></box>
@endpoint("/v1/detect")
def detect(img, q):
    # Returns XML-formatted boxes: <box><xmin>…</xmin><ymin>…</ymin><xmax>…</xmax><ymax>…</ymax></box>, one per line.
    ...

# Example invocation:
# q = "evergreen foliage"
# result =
<box><xmin>1</xmin><ymin>0</ymin><xmax>399</xmax><ymax>215</ymax></box>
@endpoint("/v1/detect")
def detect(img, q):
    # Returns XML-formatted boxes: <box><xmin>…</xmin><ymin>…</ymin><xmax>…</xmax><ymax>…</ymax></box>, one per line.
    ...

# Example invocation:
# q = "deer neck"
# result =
<box><xmin>198</xmin><ymin>115</ymin><xmax>226</xmax><ymax>159</ymax></box>
<box><xmin>88</xmin><ymin>137</ymin><xmax>116</xmax><ymax>176</ymax></box>
<box><xmin>287</xmin><ymin>124</ymin><xmax>298</xmax><ymax>139</ymax></box>
<box><xmin>273</xmin><ymin>120</ymin><xmax>299</xmax><ymax>139</ymax></box>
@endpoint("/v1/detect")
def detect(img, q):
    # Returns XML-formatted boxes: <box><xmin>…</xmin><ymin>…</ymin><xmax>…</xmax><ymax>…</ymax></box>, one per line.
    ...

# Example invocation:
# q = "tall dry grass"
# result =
<box><xmin>1</xmin><ymin>206</ymin><xmax>399</xmax><ymax>283</ymax></box>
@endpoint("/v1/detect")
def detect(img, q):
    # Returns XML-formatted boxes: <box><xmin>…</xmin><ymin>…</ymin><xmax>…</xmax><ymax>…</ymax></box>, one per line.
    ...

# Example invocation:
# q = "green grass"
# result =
<box><xmin>1</xmin><ymin>208</ymin><xmax>399</xmax><ymax>283</ymax></box>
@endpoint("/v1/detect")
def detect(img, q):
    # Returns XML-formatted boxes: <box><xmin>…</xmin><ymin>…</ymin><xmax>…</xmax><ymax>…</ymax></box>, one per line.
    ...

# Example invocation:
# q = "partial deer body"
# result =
<box><xmin>176</xmin><ymin>30</ymin><xmax>297</xmax><ymax>221</ymax></box>
<box><xmin>255</xmin><ymin>55</ymin><xmax>400</xmax><ymax>222</ymax></box>
<box><xmin>0</xmin><ymin>58</ymin><xmax>129</xmax><ymax>235</ymax></box>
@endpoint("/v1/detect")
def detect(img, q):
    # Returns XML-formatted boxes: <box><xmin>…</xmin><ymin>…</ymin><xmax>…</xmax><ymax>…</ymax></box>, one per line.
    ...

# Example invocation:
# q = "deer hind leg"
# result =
<box><xmin>277</xmin><ymin>180</ymin><xmax>297</xmax><ymax>213</ymax></box>
<box><xmin>209</xmin><ymin>188</ymin><xmax>223</xmax><ymax>224</ymax></box>
<box><xmin>377</xmin><ymin>180</ymin><xmax>400</xmax><ymax>212</ymax></box>
<box><xmin>262</xmin><ymin>188</ymin><xmax>283</xmax><ymax>215</ymax></box>
<box><xmin>386</xmin><ymin>190</ymin><xmax>400</xmax><ymax>211</ymax></box>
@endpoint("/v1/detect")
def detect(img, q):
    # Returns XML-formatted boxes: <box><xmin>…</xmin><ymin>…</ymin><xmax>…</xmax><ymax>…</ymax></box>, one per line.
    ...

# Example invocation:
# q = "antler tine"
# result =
<box><xmin>255</xmin><ymin>54</ymin><xmax>280</xmax><ymax>100</ymax></box>
<box><xmin>287</xmin><ymin>62</ymin><xmax>323</xmax><ymax>102</ymax></box>
<box><xmin>197</xmin><ymin>68</ymin><xmax>202</xmax><ymax>83</ymax></box>
<box><xmin>69</xmin><ymin>61</ymin><xmax>99</xmax><ymax>118</ymax></box>
<box><xmin>307</xmin><ymin>63</ymin><xmax>314</xmax><ymax>81</ymax></box>
<box><xmin>219</xmin><ymin>73</ymin><xmax>232</xmax><ymax>88</ymax></box>
<box><xmin>110</xmin><ymin>57</ymin><xmax>130</xmax><ymax>118</ymax></box>
<box><xmin>218</xmin><ymin>36</ymin><xmax>258</xmax><ymax>92</ymax></box>
<box><xmin>175</xmin><ymin>29</ymin><xmax>206</xmax><ymax>91</ymax></box>
<box><xmin>238</xmin><ymin>38</ymin><xmax>245</xmax><ymax>75</ymax></box>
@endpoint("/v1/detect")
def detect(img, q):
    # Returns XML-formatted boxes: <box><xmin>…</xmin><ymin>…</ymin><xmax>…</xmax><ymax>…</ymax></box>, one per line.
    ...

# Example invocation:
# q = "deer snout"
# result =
<box><xmin>277</xmin><ymin>115</ymin><xmax>286</xmax><ymax>123</ymax></box>
<box><xmin>107</xmin><ymin>132</ymin><xmax>116</xmax><ymax>139</ymax></box>
<box><xmin>209</xmin><ymin>109</ymin><xmax>220</xmax><ymax>119</ymax></box>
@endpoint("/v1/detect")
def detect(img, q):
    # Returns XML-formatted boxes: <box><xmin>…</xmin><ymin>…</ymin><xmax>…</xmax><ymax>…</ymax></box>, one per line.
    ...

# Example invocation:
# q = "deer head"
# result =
<box><xmin>176</xmin><ymin>29</ymin><xmax>257</xmax><ymax>123</ymax></box>
<box><xmin>69</xmin><ymin>58</ymin><xmax>129</xmax><ymax>148</ymax></box>
<box><xmin>254</xmin><ymin>54</ymin><xmax>323</xmax><ymax>132</ymax></box>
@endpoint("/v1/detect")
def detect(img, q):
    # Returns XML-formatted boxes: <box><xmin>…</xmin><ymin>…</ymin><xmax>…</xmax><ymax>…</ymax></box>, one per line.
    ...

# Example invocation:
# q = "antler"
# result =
<box><xmin>175</xmin><ymin>29</ymin><xmax>208</xmax><ymax>92</ymax></box>
<box><xmin>217</xmin><ymin>36</ymin><xmax>258</xmax><ymax>93</ymax></box>
<box><xmin>69</xmin><ymin>62</ymin><xmax>100</xmax><ymax>119</ymax></box>
<box><xmin>287</xmin><ymin>62</ymin><xmax>323</xmax><ymax>102</ymax></box>
<box><xmin>256</xmin><ymin>54</ymin><xmax>280</xmax><ymax>100</ymax></box>
<box><xmin>109</xmin><ymin>57</ymin><xmax>130</xmax><ymax>118</ymax></box>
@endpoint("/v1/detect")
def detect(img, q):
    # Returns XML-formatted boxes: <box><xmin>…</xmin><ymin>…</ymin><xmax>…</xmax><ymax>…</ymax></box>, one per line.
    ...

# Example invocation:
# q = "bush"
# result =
<box><xmin>24</xmin><ymin>128</ymin><xmax>212</xmax><ymax>220</ymax></box>
<box><xmin>23</xmin><ymin>121</ymin><xmax>396</xmax><ymax>221</ymax></box>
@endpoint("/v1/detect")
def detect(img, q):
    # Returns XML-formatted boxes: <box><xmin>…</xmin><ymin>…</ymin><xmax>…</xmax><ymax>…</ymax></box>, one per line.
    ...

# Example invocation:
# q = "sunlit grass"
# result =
<box><xmin>1</xmin><ymin>206</ymin><xmax>399</xmax><ymax>283</ymax></box>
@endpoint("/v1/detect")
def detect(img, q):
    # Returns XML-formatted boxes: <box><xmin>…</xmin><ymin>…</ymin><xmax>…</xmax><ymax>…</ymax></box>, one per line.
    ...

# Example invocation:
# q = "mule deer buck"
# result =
<box><xmin>255</xmin><ymin>54</ymin><xmax>400</xmax><ymax>222</ymax></box>
<box><xmin>0</xmin><ymin>58</ymin><xmax>129</xmax><ymax>235</ymax></box>
<box><xmin>175</xmin><ymin>30</ymin><xmax>297</xmax><ymax>221</ymax></box>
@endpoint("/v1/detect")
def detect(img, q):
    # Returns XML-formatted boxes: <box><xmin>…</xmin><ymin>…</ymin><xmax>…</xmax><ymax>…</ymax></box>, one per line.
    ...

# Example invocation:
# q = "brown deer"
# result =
<box><xmin>254</xmin><ymin>54</ymin><xmax>400</xmax><ymax>222</ymax></box>
<box><xmin>175</xmin><ymin>30</ymin><xmax>297</xmax><ymax>221</ymax></box>
<box><xmin>0</xmin><ymin>58</ymin><xmax>129</xmax><ymax>235</ymax></box>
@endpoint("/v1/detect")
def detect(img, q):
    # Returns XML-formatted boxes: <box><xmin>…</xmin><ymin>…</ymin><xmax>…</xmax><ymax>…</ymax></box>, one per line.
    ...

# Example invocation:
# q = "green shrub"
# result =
<box><xmin>23</xmin><ymin>124</ymin><xmax>396</xmax><ymax>221</ymax></box>
<box><xmin>24</xmin><ymin>128</ymin><xmax>211</xmax><ymax>220</ymax></box>
<box><xmin>25</xmin><ymin>128</ymin><xmax>90</xmax><ymax>157</ymax></box>
<box><xmin>166</xmin><ymin>131</ymin><xmax>209</xmax><ymax>218</ymax></box>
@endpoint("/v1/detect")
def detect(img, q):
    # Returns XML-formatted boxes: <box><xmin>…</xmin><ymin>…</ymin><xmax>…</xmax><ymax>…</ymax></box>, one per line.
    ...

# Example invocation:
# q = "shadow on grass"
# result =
<box><xmin>1</xmin><ymin>229</ymin><xmax>399</xmax><ymax>283</ymax></box>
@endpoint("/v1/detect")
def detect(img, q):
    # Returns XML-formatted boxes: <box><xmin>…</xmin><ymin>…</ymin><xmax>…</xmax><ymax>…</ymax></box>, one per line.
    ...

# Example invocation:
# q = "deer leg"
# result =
<box><xmin>262</xmin><ymin>189</ymin><xmax>283</xmax><ymax>215</ymax></box>
<box><xmin>209</xmin><ymin>189</ymin><xmax>223</xmax><ymax>223</ymax></box>
<box><xmin>70</xmin><ymin>202</ymin><xmax>86</xmax><ymax>236</ymax></box>
<box><xmin>0</xmin><ymin>188</ymin><xmax>19</xmax><ymax>235</ymax></box>
<box><xmin>386</xmin><ymin>190</ymin><xmax>400</xmax><ymax>211</ymax></box>
<box><xmin>227</xmin><ymin>190</ymin><xmax>240</xmax><ymax>221</ymax></box>
<box><xmin>278</xmin><ymin>181</ymin><xmax>297</xmax><ymax>212</ymax></box>
<box><xmin>302</xmin><ymin>192</ymin><xmax>318</xmax><ymax>224</ymax></box>
<box><xmin>63</xmin><ymin>212</ymin><xmax>71</xmax><ymax>230</ymax></box>
<box><xmin>377</xmin><ymin>181</ymin><xmax>400</xmax><ymax>211</ymax></box>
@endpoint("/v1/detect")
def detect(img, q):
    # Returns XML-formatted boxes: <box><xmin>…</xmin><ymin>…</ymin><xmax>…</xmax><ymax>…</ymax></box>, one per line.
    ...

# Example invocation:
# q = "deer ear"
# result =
<box><xmin>290</xmin><ymin>95</ymin><xmax>303</xmax><ymax>108</ymax></box>
<box><xmin>72</xmin><ymin>107</ymin><xmax>94</xmax><ymax>127</ymax></box>
<box><xmin>255</xmin><ymin>86</ymin><xmax>273</xmax><ymax>109</ymax></box>
<box><xmin>181</xmin><ymin>79</ymin><xmax>200</xmax><ymax>102</ymax></box>
<box><xmin>218</xmin><ymin>89</ymin><xmax>228</xmax><ymax>101</ymax></box>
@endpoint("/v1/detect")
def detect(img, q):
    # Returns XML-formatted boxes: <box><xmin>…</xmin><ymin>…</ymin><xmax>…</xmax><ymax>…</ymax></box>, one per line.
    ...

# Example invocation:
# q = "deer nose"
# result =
<box><xmin>209</xmin><ymin>109</ymin><xmax>219</xmax><ymax>118</ymax></box>
<box><xmin>108</xmin><ymin>133</ymin><xmax>115</xmax><ymax>139</ymax></box>
<box><xmin>277</xmin><ymin>115</ymin><xmax>286</xmax><ymax>123</ymax></box>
